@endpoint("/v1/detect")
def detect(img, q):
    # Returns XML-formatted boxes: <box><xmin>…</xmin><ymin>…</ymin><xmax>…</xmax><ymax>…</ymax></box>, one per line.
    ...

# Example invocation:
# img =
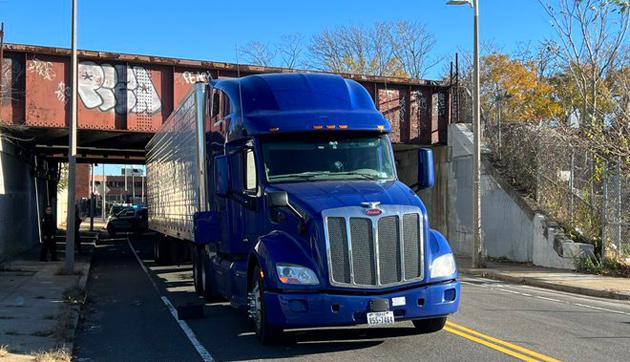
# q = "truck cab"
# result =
<box><xmin>159</xmin><ymin>73</ymin><xmax>459</xmax><ymax>344</ymax></box>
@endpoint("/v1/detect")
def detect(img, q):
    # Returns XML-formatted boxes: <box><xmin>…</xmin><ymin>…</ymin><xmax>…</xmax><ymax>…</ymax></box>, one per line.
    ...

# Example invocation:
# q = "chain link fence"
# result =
<box><xmin>482</xmin><ymin>121</ymin><xmax>630</xmax><ymax>259</ymax></box>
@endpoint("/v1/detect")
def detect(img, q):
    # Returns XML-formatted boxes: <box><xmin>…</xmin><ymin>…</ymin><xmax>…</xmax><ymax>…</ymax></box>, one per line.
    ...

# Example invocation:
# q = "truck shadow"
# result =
<box><xmin>133</xmin><ymin>236</ymin><xmax>431</xmax><ymax>360</ymax></box>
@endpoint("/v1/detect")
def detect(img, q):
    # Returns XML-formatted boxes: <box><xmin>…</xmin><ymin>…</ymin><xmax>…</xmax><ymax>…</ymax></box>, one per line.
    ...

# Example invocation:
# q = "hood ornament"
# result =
<box><xmin>361</xmin><ymin>201</ymin><xmax>382</xmax><ymax>216</ymax></box>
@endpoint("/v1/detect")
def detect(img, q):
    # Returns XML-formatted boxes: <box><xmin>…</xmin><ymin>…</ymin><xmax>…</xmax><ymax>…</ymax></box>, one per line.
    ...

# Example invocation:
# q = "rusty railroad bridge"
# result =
<box><xmin>0</xmin><ymin>44</ymin><xmax>452</xmax><ymax>163</ymax></box>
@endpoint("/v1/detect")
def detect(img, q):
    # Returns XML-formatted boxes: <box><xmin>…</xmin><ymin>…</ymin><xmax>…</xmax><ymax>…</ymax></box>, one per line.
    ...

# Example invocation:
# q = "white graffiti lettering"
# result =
<box><xmin>54</xmin><ymin>82</ymin><xmax>71</xmax><ymax>104</ymax></box>
<box><xmin>28</xmin><ymin>58</ymin><xmax>56</xmax><ymax>80</ymax></box>
<box><xmin>77</xmin><ymin>61</ymin><xmax>161</xmax><ymax>114</ymax></box>
<box><xmin>182</xmin><ymin>71</ymin><xmax>212</xmax><ymax>84</ymax></box>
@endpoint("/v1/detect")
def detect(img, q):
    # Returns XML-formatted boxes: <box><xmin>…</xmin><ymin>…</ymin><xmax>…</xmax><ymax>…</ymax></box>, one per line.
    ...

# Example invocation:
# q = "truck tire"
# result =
<box><xmin>107</xmin><ymin>225</ymin><xmax>116</xmax><ymax>237</ymax></box>
<box><xmin>200</xmin><ymin>248</ymin><xmax>221</xmax><ymax>302</ymax></box>
<box><xmin>251</xmin><ymin>265</ymin><xmax>283</xmax><ymax>345</ymax></box>
<box><xmin>192</xmin><ymin>245</ymin><xmax>203</xmax><ymax>295</ymax></box>
<box><xmin>154</xmin><ymin>237</ymin><xmax>172</xmax><ymax>265</ymax></box>
<box><xmin>412</xmin><ymin>317</ymin><xmax>447</xmax><ymax>333</ymax></box>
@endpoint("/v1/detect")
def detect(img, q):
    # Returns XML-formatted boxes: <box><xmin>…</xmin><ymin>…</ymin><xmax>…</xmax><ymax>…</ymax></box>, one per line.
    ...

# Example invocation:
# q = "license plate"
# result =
<box><xmin>367</xmin><ymin>311</ymin><xmax>395</xmax><ymax>326</ymax></box>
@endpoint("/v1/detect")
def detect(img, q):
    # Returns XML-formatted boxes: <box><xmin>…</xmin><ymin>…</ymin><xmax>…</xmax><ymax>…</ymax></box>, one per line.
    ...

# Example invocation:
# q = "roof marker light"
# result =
<box><xmin>326</xmin><ymin>125</ymin><xmax>336</xmax><ymax>129</ymax></box>
<box><xmin>377</xmin><ymin>125</ymin><xmax>385</xmax><ymax>130</ymax></box>
<box><xmin>339</xmin><ymin>125</ymin><xmax>349</xmax><ymax>129</ymax></box>
<box><xmin>313</xmin><ymin>125</ymin><xmax>323</xmax><ymax>130</ymax></box>
<box><xmin>269</xmin><ymin>127</ymin><xmax>280</xmax><ymax>132</ymax></box>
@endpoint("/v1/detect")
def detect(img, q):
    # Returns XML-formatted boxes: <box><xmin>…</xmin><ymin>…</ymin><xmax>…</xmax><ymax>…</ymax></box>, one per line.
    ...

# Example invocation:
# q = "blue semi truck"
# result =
<box><xmin>146</xmin><ymin>73</ymin><xmax>460</xmax><ymax>344</ymax></box>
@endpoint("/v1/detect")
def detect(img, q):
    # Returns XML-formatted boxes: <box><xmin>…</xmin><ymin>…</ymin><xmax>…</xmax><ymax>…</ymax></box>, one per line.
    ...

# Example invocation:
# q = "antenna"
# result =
<box><xmin>235</xmin><ymin>43</ymin><xmax>244</xmax><ymax>120</ymax></box>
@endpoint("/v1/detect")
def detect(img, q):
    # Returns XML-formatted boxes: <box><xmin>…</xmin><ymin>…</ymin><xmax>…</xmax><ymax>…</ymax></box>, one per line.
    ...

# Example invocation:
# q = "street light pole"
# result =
<box><xmin>64</xmin><ymin>0</ymin><xmax>78</xmax><ymax>273</ymax></box>
<box><xmin>448</xmin><ymin>0</ymin><xmax>485</xmax><ymax>268</ymax></box>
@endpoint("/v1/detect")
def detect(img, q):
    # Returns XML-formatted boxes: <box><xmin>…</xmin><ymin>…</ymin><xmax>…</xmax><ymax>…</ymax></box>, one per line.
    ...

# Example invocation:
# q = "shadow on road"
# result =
<box><xmin>130</xmin><ymin>235</ymin><xmax>438</xmax><ymax>361</ymax></box>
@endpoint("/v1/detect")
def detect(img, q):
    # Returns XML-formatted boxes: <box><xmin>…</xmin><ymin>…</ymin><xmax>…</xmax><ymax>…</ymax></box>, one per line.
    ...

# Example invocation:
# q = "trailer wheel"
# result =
<box><xmin>154</xmin><ymin>237</ymin><xmax>172</xmax><ymax>265</ymax></box>
<box><xmin>251</xmin><ymin>265</ymin><xmax>283</xmax><ymax>345</ymax></box>
<box><xmin>412</xmin><ymin>317</ymin><xmax>447</xmax><ymax>334</ymax></box>
<box><xmin>107</xmin><ymin>225</ymin><xmax>116</xmax><ymax>237</ymax></box>
<box><xmin>192</xmin><ymin>245</ymin><xmax>203</xmax><ymax>295</ymax></box>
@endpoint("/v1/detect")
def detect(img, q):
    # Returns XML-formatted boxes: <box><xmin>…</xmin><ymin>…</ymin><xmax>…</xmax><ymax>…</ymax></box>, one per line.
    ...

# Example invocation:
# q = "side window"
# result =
<box><xmin>244</xmin><ymin>148</ymin><xmax>257</xmax><ymax>192</ymax></box>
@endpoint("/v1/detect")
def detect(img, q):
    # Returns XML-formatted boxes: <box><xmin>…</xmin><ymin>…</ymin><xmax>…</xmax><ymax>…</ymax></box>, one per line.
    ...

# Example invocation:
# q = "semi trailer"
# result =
<box><xmin>145</xmin><ymin>73</ymin><xmax>460</xmax><ymax>344</ymax></box>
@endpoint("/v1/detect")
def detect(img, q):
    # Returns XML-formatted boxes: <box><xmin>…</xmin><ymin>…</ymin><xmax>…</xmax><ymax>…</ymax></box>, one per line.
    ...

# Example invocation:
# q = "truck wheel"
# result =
<box><xmin>200</xmin><ymin>249</ymin><xmax>221</xmax><ymax>302</ymax></box>
<box><xmin>412</xmin><ymin>317</ymin><xmax>447</xmax><ymax>333</ymax></box>
<box><xmin>251</xmin><ymin>265</ymin><xmax>283</xmax><ymax>345</ymax></box>
<box><xmin>154</xmin><ymin>237</ymin><xmax>172</xmax><ymax>265</ymax></box>
<box><xmin>192</xmin><ymin>245</ymin><xmax>203</xmax><ymax>295</ymax></box>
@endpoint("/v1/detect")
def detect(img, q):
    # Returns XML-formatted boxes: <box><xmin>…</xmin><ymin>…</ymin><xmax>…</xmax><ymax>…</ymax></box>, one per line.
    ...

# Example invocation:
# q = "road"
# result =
<box><xmin>74</xmin><ymin>235</ymin><xmax>630</xmax><ymax>361</ymax></box>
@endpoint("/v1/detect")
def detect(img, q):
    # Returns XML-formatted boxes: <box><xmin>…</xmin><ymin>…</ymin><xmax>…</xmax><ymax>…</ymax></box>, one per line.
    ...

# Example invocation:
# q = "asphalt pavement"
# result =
<box><xmin>73</xmin><ymin>235</ymin><xmax>630</xmax><ymax>361</ymax></box>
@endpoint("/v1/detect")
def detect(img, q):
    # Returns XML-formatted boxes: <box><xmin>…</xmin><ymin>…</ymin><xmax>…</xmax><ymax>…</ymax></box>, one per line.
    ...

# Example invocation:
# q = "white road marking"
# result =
<box><xmin>126</xmin><ymin>238</ymin><xmax>215</xmax><ymax>362</ymax></box>
<box><xmin>462</xmin><ymin>276</ymin><xmax>630</xmax><ymax>316</ymax></box>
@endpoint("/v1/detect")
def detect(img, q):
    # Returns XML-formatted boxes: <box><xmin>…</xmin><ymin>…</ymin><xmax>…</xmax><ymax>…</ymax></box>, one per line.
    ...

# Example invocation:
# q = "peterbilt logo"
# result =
<box><xmin>361</xmin><ymin>201</ymin><xmax>382</xmax><ymax>216</ymax></box>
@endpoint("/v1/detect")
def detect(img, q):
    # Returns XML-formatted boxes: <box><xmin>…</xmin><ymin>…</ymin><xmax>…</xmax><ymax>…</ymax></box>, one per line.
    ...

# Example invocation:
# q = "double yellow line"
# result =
<box><xmin>444</xmin><ymin>321</ymin><xmax>562</xmax><ymax>362</ymax></box>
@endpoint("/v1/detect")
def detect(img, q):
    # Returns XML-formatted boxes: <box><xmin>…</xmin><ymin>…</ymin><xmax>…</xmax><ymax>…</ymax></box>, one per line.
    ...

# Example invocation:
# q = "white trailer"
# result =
<box><xmin>145</xmin><ymin>83</ymin><xmax>208</xmax><ymax>243</ymax></box>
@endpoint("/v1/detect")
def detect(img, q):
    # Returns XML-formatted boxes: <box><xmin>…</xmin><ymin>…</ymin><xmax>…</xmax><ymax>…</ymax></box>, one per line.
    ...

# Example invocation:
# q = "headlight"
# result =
<box><xmin>430</xmin><ymin>253</ymin><xmax>456</xmax><ymax>278</ymax></box>
<box><xmin>276</xmin><ymin>264</ymin><xmax>319</xmax><ymax>285</ymax></box>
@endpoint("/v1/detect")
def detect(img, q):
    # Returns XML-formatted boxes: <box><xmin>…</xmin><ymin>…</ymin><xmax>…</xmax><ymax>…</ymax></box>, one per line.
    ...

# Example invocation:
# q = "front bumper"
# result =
<box><xmin>264</xmin><ymin>280</ymin><xmax>460</xmax><ymax>328</ymax></box>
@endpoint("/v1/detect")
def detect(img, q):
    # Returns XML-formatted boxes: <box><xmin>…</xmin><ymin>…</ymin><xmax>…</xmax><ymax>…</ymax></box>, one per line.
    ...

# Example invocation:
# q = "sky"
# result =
<box><xmin>0</xmin><ymin>0</ymin><xmax>554</xmax><ymax>175</ymax></box>
<box><xmin>1</xmin><ymin>0</ymin><xmax>553</xmax><ymax>79</ymax></box>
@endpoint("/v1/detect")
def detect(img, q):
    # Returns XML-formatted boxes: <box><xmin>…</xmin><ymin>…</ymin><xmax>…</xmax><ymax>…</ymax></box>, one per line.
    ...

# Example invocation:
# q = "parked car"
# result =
<box><xmin>106</xmin><ymin>207</ymin><xmax>148</xmax><ymax>236</ymax></box>
<box><xmin>108</xmin><ymin>203</ymin><xmax>131</xmax><ymax>217</ymax></box>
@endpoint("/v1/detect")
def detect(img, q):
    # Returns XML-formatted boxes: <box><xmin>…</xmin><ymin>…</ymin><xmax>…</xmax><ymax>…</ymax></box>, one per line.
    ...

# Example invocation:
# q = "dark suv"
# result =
<box><xmin>106</xmin><ymin>207</ymin><xmax>148</xmax><ymax>236</ymax></box>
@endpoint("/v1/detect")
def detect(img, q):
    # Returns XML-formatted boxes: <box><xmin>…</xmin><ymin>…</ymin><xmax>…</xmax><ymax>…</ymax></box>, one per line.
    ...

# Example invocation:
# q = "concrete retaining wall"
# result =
<box><xmin>447</xmin><ymin>123</ymin><xmax>582</xmax><ymax>270</ymax></box>
<box><xmin>0</xmin><ymin>138</ymin><xmax>42</xmax><ymax>262</ymax></box>
<box><xmin>394</xmin><ymin>144</ymin><xmax>449</xmax><ymax>236</ymax></box>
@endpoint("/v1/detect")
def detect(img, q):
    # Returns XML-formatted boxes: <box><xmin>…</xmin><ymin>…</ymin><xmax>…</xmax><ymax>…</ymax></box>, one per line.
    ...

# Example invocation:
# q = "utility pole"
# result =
<box><xmin>89</xmin><ymin>163</ymin><xmax>94</xmax><ymax>231</ymax></box>
<box><xmin>132</xmin><ymin>165</ymin><xmax>135</xmax><ymax>203</ymax></box>
<box><xmin>102</xmin><ymin>163</ymin><xmax>107</xmax><ymax>221</ymax></box>
<box><xmin>124</xmin><ymin>166</ymin><xmax>128</xmax><ymax>202</ymax></box>
<box><xmin>447</xmin><ymin>0</ymin><xmax>485</xmax><ymax>268</ymax></box>
<box><xmin>64</xmin><ymin>0</ymin><xmax>78</xmax><ymax>273</ymax></box>
<box><xmin>0</xmin><ymin>22</ymin><xmax>5</xmax><ymax>123</ymax></box>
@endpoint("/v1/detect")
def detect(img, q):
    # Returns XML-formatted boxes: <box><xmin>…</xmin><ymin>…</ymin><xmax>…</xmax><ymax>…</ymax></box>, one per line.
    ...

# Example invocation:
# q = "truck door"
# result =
<box><xmin>224</xmin><ymin>141</ymin><xmax>262</xmax><ymax>255</ymax></box>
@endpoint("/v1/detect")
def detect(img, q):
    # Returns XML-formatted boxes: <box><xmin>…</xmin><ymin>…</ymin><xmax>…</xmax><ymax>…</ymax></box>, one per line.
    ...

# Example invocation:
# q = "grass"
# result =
<box><xmin>32</xmin><ymin>348</ymin><xmax>71</xmax><ymax>362</ymax></box>
<box><xmin>575</xmin><ymin>255</ymin><xmax>630</xmax><ymax>277</ymax></box>
<box><xmin>0</xmin><ymin>345</ymin><xmax>8</xmax><ymax>357</ymax></box>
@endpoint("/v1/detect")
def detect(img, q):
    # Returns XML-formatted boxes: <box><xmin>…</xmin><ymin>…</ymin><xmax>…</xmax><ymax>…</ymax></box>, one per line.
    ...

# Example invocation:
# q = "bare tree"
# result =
<box><xmin>388</xmin><ymin>21</ymin><xmax>439</xmax><ymax>79</ymax></box>
<box><xmin>240</xmin><ymin>41</ymin><xmax>277</xmax><ymax>67</ymax></box>
<box><xmin>540</xmin><ymin>0</ymin><xmax>629</xmax><ymax>128</ymax></box>
<box><xmin>308</xmin><ymin>21</ymin><xmax>437</xmax><ymax>78</ymax></box>
<box><xmin>278</xmin><ymin>34</ymin><xmax>305</xmax><ymax>69</ymax></box>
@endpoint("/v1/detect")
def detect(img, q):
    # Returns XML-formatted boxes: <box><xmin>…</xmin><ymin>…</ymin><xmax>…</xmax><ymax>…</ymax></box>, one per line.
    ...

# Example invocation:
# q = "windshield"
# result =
<box><xmin>261</xmin><ymin>134</ymin><xmax>396</xmax><ymax>183</ymax></box>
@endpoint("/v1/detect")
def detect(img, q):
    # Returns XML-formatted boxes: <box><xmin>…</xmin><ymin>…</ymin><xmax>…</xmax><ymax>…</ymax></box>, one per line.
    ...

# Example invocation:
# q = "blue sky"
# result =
<box><xmin>1</xmin><ymin>0</ymin><xmax>553</xmax><ymax>175</ymax></box>
<box><xmin>2</xmin><ymin>0</ymin><xmax>552</xmax><ymax>78</ymax></box>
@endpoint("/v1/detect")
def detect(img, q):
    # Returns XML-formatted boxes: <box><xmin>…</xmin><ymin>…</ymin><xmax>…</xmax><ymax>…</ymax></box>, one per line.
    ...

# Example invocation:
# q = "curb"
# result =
<box><xmin>461</xmin><ymin>269</ymin><xmax>630</xmax><ymax>301</ymax></box>
<box><xmin>65</xmin><ymin>252</ymin><xmax>94</xmax><ymax>356</ymax></box>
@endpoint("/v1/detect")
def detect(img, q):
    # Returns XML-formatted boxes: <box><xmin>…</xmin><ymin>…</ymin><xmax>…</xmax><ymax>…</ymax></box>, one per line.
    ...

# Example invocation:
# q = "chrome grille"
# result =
<box><xmin>323</xmin><ymin>206</ymin><xmax>423</xmax><ymax>288</ymax></box>
<box><xmin>327</xmin><ymin>217</ymin><xmax>350</xmax><ymax>284</ymax></box>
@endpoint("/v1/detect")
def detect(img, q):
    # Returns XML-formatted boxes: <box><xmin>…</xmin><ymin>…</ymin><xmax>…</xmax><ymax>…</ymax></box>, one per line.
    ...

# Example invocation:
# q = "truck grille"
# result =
<box><xmin>324</xmin><ymin>206</ymin><xmax>423</xmax><ymax>288</ymax></box>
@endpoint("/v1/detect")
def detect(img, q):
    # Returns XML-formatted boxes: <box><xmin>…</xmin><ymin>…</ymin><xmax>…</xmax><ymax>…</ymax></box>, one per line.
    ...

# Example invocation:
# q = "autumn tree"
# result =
<box><xmin>480</xmin><ymin>54</ymin><xmax>562</xmax><ymax>122</ymax></box>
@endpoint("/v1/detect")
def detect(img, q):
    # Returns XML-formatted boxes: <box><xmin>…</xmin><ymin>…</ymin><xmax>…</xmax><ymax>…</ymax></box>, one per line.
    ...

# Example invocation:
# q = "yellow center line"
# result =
<box><xmin>445</xmin><ymin>321</ymin><xmax>562</xmax><ymax>362</ymax></box>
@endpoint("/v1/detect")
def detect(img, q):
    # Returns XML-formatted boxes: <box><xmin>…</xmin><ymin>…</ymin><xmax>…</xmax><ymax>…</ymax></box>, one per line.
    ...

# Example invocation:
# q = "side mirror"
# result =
<box><xmin>215</xmin><ymin>155</ymin><xmax>230</xmax><ymax>196</ymax></box>
<box><xmin>267</xmin><ymin>191</ymin><xmax>305</xmax><ymax>224</ymax></box>
<box><xmin>417</xmin><ymin>148</ymin><xmax>435</xmax><ymax>190</ymax></box>
<box><xmin>267</xmin><ymin>191</ymin><xmax>290</xmax><ymax>208</ymax></box>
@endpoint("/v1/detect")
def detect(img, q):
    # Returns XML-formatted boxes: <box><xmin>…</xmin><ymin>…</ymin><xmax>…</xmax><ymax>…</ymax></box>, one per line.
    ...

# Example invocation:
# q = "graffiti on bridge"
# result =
<box><xmin>77</xmin><ymin>61</ymin><xmax>161</xmax><ymax>115</ymax></box>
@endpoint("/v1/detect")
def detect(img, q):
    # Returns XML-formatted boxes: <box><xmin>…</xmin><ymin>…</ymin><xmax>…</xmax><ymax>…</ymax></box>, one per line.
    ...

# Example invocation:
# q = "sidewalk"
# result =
<box><xmin>0</xmin><ymin>235</ymin><xmax>94</xmax><ymax>361</ymax></box>
<box><xmin>457</xmin><ymin>256</ymin><xmax>630</xmax><ymax>300</ymax></box>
